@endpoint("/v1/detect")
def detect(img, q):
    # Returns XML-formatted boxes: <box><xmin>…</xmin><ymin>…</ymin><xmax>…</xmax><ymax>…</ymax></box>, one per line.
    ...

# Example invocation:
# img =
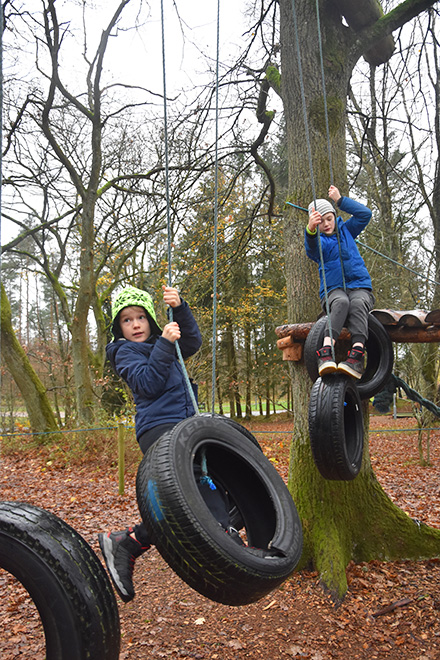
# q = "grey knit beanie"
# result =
<box><xmin>308</xmin><ymin>199</ymin><xmax>335</xmax><ymax>217</ymax></box>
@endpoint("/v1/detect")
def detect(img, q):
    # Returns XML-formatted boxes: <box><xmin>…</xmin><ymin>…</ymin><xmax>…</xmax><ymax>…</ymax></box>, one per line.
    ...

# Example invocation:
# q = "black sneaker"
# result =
<box><xmin>337</xmin><ymin>347</ymin><xmax>365</xmax><ymax>379</ymax></box>
<box><xmin>316</xmin><ymin>346</ymin><xmax>337</xmax><ymax>376</ymax></box>
<box><xmin>98</xmin><ymin>528</ymin><xmax>149</xmax><ymax>603</ymax></box>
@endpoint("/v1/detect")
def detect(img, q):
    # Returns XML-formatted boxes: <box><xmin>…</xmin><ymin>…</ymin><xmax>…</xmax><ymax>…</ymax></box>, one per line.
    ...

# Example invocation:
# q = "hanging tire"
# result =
<box><xmin>0</xmin><ymin>501</ymin><xmax>120</xmax><ymax>660</ymax></box>
<box><xmin>304</xmin><ymin>313</ymin><xmax>394</xmax><ymax>399</ymax></box>
<box><xmin>199</xmin><ymin>412</ymin><xmax>262</xmax><ymax>451</ymax></box>
<box><xmin>308</xmin><ymin>375</ymin><xmax>364</xmax><ymax>481</ymax></box>
<box><xmin>136</xmin><ymin>415</ymin><xmax>302</xmax><ymax>606</ymax></box>
<box><xmin>199</xmin><ymin>413</ymin><xmax>262</xmax><ymax>530</ymax></box>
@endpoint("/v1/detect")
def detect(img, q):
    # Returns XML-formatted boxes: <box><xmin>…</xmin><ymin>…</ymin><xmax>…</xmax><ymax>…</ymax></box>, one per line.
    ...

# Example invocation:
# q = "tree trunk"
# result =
<box><xmin>279</xmin><ymin>0</ymin><xmax>440</xmax><ymax>601</ymax></box>
<box><xmin>244</xmin><ymin>324</ymin><xmax>252</xmax><ymax>419</ymax></box>
<box><xmin>1</xmin><ymin>284</ymin><xmax>58</xmax><ymax>436</ymax></box>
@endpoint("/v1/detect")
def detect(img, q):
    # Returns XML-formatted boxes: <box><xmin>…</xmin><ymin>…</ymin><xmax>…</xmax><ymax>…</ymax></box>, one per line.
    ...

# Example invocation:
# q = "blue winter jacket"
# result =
<box><xmin>106</xmin><ymin>300</ymin><xmax>202</xmax><ymax>439</ymax></box>
<box><xmin>304</xmin><ymin>196</ymin><xmax>372</xmax><ymax>299</ymax></box>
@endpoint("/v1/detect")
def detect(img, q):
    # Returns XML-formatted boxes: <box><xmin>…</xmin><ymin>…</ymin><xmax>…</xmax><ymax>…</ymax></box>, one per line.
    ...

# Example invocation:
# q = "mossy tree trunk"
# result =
<box><xmin>1</xmin><ymin>283</ymin><xmax>59</xmax><ymax>436</ymax></box>
<box><xmin>277</xmin><ymin>0</ymin><xmax>440</xmax><ymax>601</ymax></box>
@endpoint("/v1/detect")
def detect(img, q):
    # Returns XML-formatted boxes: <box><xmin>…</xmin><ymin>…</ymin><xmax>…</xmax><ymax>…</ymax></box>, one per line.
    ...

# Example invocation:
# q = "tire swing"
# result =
<box><xmin>304</xmin><ymin>313</ymin><xmax>394</xmax><ymax>400</ymax></box>
<box><xmin>199</xmin><ymin>413</ymin><xmax>263</xmax><ymax>530</ymax></box>
<box><xmin>0</xmin><ymin>501</ymin><xmax>120</xmax><ymax>660</ymax></box>
<box><xmin>308</xmin><ymin>375</ymin><xmax>364</xmax><ymax>480</ymax></box>
<box><xmin>136</xmin><ymin>415</ymin><xmax>303</xmax><ymax>606</ymax></box>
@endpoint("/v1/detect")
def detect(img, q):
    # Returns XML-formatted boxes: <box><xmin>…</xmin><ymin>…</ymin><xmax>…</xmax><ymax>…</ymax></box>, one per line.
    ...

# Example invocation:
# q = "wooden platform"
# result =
<box><xmin>275</xmin><ymin>309</ymin><xmax>440</xmax><ymax>361</ymax></box>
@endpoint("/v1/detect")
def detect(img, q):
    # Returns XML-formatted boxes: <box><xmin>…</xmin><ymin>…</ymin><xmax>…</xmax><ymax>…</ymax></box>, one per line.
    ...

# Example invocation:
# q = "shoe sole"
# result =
<box><xmin>98</xmin><ymin>533</ymin><xmax>133</xmax><ymax>603</ymax></box>
<box><xmin>337</xmin><ymin>364</ymin><xmax>363</xmax><ymax>379</ymax></box>
<box><xmin>318</xmin><ymin>362</ymin><xmax>338</xmax><ymax>376</ymax></box>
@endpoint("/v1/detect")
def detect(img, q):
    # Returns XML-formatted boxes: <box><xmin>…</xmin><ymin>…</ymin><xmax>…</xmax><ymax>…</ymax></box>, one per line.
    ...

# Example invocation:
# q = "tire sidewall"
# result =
<box><xmin>137</xmin><ymin>416</ymin><xmax>302</xmax><ymax>604</ymax></box>
<box><xmin>308</xmin><ymin>375</ymin><xmax>364</xmax><ymax>481</ymax></box>
<box><xmin>304</xmin><ymin>314</ymin><xmax>393</xmax><ymax>399</ymax></box>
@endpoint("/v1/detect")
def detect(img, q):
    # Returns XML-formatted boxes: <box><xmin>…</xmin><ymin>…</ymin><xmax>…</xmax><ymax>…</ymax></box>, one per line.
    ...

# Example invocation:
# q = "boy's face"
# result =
<box><xmin>319</xmin><ymin>212</ymin><xmax>336</xmax><ymax>235</ymax></box>
<box><xmin>119</xmin><ymin>306</ymin><xmax>151</xmax><ymax>342</ymax></box>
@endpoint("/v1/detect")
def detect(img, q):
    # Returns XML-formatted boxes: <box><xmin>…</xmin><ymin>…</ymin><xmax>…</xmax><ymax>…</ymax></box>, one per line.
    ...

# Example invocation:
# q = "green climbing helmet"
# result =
<box><xmin>110</xmin><ymin>286</ymin><xmax>162</xmax><ymax>339</ymax></box>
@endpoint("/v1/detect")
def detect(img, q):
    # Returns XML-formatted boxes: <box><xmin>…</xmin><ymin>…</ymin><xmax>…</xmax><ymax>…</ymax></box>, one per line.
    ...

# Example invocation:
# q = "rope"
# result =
<box><xmin>356</xmin><ymin>240</ymin><xmax>440</xmax><ymax>288</ymax></box>
<box><xmin>373</xmin><ymin>374</ymin><xmax>440</xmax><ymax>418</ymax></box>
<box><xmin>290</xmin><ymin>0</ymin><xmax>335</xmax><ymax>358</ymax></box>
<box><xmin>314</xmin><ymin>0</ymin><xmax>346</xmax><ymax>293</ymax></box>
<box><xmin>287</xmin><ymin>201</ymin><xmax>440</xmax><ymax>289</ymax></box>
<box><xmin>160</xmin><ymin>0</ymin><xmax>199</xmax><ymax>415</ymax></box>
<box><xmin>211</xmin><ymin>0</ymin><xmax>220</xmax><ymax>416</ymax></box>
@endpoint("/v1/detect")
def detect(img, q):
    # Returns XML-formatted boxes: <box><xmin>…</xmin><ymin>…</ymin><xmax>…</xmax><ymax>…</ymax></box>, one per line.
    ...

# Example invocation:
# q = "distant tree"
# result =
<box><xmin>1</xmin><ymin>283</ymin><xmax>58</xmax><ymax>435</ymax></box>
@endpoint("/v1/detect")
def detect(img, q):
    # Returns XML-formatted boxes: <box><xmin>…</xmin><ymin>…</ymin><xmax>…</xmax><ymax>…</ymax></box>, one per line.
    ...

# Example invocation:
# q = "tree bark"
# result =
<box><xmin>1</xmin><ymin>284</ymin><xmax>58</xmax><ymax>435</ymax></box>
<box><xmin>278</xmin><ymin>0</ymin><xmax>440</xmax><ymax>601</ymax></box>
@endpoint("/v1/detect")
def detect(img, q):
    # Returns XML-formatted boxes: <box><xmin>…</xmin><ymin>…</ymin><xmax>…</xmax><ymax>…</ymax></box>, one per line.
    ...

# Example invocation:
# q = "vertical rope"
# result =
<box><xmin>160</xmin><ymin>0</ymin><xmax>199</xmax><ymax>414</ymax></box>
<box><xmin>290</xmin><ymin>0</ymin><xmax>335</xmax><ymax>356</ymax></box>
<box><xmin>315</xmin><ymin>0</ymin><xmax>346</xmax><ymax>292</ymax></box>
<box><xmin>211</xmin><ymin>0</ymin><xmax>220</xmax><ymax>415</ymax></box>
<box><xmin>160</xmin><ymin>0</ymin><xmax>173</xmax><ymax>297</ymax></box>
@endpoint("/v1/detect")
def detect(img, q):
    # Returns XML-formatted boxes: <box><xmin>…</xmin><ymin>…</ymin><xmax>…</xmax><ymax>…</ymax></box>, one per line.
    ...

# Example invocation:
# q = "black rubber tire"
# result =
<box><xmin>304</xmin><ymin>313</ymin><xmax>394</xmax><ymax>399</ymax></box>
<box><xmin>0</xmin><ymin>501</ymin><xmax>120</xmax><ymax>660</ymax></box>
<box><xmin>199</xmin><ymin>412</ymin><xmax>262</xmax><ymax>451</ymax></box>
<box><xmin>308</xmin><ymin>375</ymin><xmax>364</xmax><ymax>481</ymax></box>
<box><xmin>136</xmin><ymin>416</ymin><xmax>302</xmax><ymax>606</ymax></box>
<box><xmin>199</xmin><ymin>413</ymin><xmax>262</xmax><ymax>530</ymax></box>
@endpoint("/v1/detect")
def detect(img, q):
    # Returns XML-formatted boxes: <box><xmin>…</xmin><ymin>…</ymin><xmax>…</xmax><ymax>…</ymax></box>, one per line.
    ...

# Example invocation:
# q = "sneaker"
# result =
<box><xmin>98</xmin><ymin>528</ymin><xmax>149</xmax><ymax>603</ymax></box>
<box><xmin>316</xmin><ymin>346</ymin><xmax>337</xmax><ymax>376</ymax></box>
<box><xmin>337</xmin><ymin>347</ymin><xmax>365</xmax><ymax>379</ymax></box>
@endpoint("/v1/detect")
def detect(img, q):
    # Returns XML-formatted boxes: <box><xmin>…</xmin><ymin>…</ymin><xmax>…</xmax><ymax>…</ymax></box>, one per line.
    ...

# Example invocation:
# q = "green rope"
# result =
<box><xmin>373</xmin><ymin>374</ymin><xmax>440</xmax><ymax>418</ymax></box>
<box><xmin>160</xmin><ymin>0</ymin><xmax>199</xmax><ymax>415</ymax></box>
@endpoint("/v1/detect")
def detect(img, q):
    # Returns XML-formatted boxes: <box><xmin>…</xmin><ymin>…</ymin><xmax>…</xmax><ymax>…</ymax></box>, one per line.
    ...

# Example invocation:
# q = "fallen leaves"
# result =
<box><xmin>1</xmin><ymin>416</ymin><xmax>440</xmax><ymax>659</ymax></box>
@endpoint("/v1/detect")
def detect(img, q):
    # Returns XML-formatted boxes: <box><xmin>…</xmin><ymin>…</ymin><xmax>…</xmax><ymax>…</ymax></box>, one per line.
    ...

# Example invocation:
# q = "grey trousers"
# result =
<box><xmin>321</xmin><ymin>288</ymin><xmax>375</xmax><ymax>345</ymax></box>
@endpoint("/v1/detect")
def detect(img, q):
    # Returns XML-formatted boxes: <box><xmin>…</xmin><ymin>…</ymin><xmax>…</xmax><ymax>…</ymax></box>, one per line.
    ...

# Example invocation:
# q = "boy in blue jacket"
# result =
<box><xmin>305</xmin><ymin>185</ymin><xmax>375</xmax><ymax>379</ymax></box>
<box><xmin>99</xmin><ymin>285</ymin><xmax>231</xmax><ymax>602</ymax></box>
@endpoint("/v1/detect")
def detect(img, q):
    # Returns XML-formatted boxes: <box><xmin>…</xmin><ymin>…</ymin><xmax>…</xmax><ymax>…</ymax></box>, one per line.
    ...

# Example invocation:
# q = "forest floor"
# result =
<box><xmin>1</xmin><ymin>412</ymin><xmax>440</xmax><ymax>659</ymax></box>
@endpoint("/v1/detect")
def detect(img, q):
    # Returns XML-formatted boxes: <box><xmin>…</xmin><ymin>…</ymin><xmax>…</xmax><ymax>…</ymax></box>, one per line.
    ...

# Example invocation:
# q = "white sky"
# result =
<box><xmin>66</xmin><ymin>0</ymin><xmax>248</xmax><ymax>96</ymax></box>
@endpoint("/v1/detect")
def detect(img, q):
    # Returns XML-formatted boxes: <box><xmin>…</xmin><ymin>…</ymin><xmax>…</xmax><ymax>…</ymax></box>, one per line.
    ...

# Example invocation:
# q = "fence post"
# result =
<box><xmin>118</xmin><ymin>422</ymin><xmax>125</xmax><ymax>495</ymax></box>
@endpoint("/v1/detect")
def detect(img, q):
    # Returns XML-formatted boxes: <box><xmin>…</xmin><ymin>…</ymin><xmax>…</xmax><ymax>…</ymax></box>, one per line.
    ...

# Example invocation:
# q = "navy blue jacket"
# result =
<box><xmin>304</xmin><ymin>196</ymin><xmax>372</xmax><ymax>299</ymax></box>
<box><xmin>106</xmin><ymin>300</ymin><xmax>202</xmax><ymax>439</ymax></box>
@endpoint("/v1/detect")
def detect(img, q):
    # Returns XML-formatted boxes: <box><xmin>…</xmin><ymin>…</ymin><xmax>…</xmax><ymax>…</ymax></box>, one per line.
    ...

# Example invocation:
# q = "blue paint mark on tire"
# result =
<box><xmin>146</xmin><ymin>479</ymin><xmax>164</xmax><ymax>522</ymax></box>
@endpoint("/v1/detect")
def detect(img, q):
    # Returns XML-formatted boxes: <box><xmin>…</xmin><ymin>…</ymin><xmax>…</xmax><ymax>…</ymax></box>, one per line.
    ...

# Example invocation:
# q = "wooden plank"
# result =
<box><xmin>275</xmin><ymin>322</ymin><xmax>313</xmax><ymax>340</ymax></box>
<box><xmin>425</xmin><ymin>309</ymin><xmax>440</xmax><ymax>325</ymax></box>
<box><xmin>370</xmin><ymin>309</ymin><xmax>403</xmax><ymax>325</ymax></box>
<box><xmin>398</xmin><ymin>310</ymin><xmax>429</xmax><ymax>327</ymax></box>
<box><xmin>275</xmin><ymin>312</ymin><xmax>440</xmax><ymax>346</ymax></box>
<box><xmin>276</xmin><ymin>335</ymin><xmax>297</xmax><ymax>349</ymax></box>
<box><xmin>386</xmin><ymin>325</ymin><xmax>440</xmax><ymax>343</ymax></box>
<box><xmin>281</xmin><ymin>344</ymin><xmax>303</xmax><ymax>361</ymax></box>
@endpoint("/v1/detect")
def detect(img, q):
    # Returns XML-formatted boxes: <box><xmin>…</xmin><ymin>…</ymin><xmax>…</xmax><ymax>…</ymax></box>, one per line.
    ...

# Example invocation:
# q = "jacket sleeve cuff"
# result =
<box><xmin>306</xmin><ymin>226</ymin><xmax>317</xmax><ymax>236</ymax></box>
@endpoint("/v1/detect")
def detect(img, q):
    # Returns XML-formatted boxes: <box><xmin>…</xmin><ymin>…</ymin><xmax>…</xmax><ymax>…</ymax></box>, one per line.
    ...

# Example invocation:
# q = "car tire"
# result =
<box><xmin>304</xmin><ymin>314</ymin><xmax>394</xmax><ymax>399</ymax></box>
<box><xmin>308</xmin><ymin>375</ymin><xmax>364</xmax><ymax>481</ymax></box>
<box><xmin>136</xmin><ymin>415</ymin><xmax>302</xmax><ymax>606</ymax></box>
<box><xmin>0</xmin><ymin>501</ymin><xmax>120</xmax><ymax>660</ymax></box>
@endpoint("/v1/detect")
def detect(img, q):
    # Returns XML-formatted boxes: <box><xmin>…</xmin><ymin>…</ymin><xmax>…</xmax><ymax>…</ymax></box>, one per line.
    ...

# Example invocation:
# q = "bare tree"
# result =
<box><xmin>273</xmin><ymin>0</ymin><xmax>440</xmax><ymax>600</ymax></box>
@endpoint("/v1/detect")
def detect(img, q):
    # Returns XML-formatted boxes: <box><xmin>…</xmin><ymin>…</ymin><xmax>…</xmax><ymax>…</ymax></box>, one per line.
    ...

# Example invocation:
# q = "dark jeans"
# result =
<box><xmin>133</xmin><ymin>422</ymin><xmax>230</xmax><ymax>547</ymax></box>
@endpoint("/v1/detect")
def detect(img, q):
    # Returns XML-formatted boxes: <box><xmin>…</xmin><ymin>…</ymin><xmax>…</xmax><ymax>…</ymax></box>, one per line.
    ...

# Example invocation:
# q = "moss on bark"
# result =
<box><xmin>1</xmin><ymin>283</ymin><xmax>59</xmax><ymax>435</ymax></box>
